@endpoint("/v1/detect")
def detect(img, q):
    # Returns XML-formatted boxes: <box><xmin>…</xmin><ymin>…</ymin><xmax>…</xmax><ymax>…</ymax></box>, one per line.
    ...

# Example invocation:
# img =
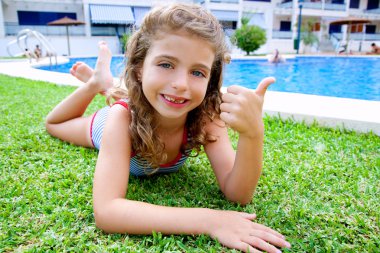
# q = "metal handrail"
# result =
<box><xmin>6</xmin><ymin>29</ymin><xmax>58</xmax><ymax>66</ymax></box>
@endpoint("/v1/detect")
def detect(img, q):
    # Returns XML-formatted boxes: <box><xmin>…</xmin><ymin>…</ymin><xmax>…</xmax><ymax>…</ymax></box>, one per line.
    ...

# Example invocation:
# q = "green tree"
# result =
<box><xmin>301</xmin><ymin>19</ymin><xmax>319</xmax><ymax>48</ymax></box>
<box><xmin>231</xmin><ymin>17</ymin><xmax>267</xmax><ymax>55</ymax></box>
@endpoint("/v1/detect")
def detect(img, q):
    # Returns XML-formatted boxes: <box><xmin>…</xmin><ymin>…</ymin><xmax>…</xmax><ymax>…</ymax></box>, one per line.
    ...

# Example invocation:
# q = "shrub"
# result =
<box><xmin>231</xmin><ymin>18</ymin><xmax>267</xmax><ymax>55</ymax></box>
<box><xmin>301</xmin><ymin>19</ymin><xmax>319</xmax><ymax>47</ymax></box>
<box><xmin>119</xmin><ymin>33</ymin><xmax>131</xmax><ymax>54</ymax></box>
<box><xmin>294</xmin><ymin>18</ymin><xmax>320</xmax><ymax>52</ymax></box>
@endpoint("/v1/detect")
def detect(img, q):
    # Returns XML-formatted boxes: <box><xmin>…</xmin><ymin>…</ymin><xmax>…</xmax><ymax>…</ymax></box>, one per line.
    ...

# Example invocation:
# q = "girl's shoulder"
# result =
<box><xmin>204</xmin><ymin>116</ymin><xmax>227</xmax><ymax>135</ymax></box>
<box><xmin>112</xmin><ymin>98</ymin><xmax>129</xmax><ymax>110</ymax></box>
<box><xmin>108</xmin><ymin>99</ymin><xmax>132</xmax><ymax>123</ymax></box>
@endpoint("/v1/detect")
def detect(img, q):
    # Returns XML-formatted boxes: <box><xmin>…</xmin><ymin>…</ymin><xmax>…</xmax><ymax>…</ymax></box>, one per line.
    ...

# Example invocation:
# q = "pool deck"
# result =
<box><xmin>1</xmin><ymin>57</ymin><xmax>379</xmax><ymax>136</ymax></box>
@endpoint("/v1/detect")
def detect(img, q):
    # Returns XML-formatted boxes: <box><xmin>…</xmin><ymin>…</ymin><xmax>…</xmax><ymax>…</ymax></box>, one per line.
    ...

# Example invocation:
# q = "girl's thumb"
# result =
<box><xmin>255</xmin><ymin>77</ymin><xmax>276</xmax><ymax>97</ymax></box>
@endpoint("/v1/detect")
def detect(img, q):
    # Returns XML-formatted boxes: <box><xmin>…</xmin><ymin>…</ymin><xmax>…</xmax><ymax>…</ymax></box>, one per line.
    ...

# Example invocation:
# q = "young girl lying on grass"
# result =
<box><xmin>45</xmin><ymin>3</ymin><xmax>290</xmax><ymax>252</ymax></box>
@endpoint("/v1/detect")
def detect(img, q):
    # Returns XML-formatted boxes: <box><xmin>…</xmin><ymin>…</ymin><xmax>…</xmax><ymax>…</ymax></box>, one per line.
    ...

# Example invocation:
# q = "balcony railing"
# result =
<box><xmin>278</xmin><ymin>1</ymin><xmax>293</xmax><ymax>8</ymax></box>
<box><xmin>351</xmin><ymin>33</ymin><xmax>380</xmax><ymax>40</ymax></box>
<box><xmin>194</xmin><ymin>0</ymin><xmax>239</xmax><ymax>3</ymax></box>
<box><xmin>302</xmin><ymin>1</ymin><xmax>323</xmax><ymax>9</ymax></box>
<box><xmin>365</xmin><ymin>8</ymin><xmax>380</xmax><ymax>14</ymax></box>
<box><xmin>272</xmin><ymin>30</ymin><xmax>293</xmax><ymax>39</ymax></box>
<box><xmin>331</xmin><ymin>32</ymin><xmax>380</xmax><ymax>41</ymax></box>
<box><xmin>5</xmin><ymin>23</ymin><xmax>136</xmax><ymax>37</ymax></box>
<box><xmin>278</xmin><ymin>0</ymin><xmax>346</xmax><ymax>10</ymax></box>
<box><xmin>210</xmin><ymin>0</ymin><xmax>240</xmax><ymax>3</ymax></box>
<box><xmin>5</xmin><ymin>23</ymin><xmax>85</xmax><ymax>36</ymax></box>
<box><xmin>324</xmin><ymin>3</ymin><xmax>346</xmax><ymax>10</ymax></box>
<box><xmin>90</xmin><ymin>27</ymin><xmax>118</xmax><ymax>36</ymax></box>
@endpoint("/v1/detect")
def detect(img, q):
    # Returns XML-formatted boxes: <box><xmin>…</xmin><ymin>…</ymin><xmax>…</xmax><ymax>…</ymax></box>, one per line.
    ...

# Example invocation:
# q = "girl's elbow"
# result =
<box><xmin>94</xmin><ymin>219</ymin><xmax>112</xmax><ymax>233</ymax></box>
<box><xmin>230</xmin><ymin>196</ymin><xmax>251</xmax><ymax>206</ymax></box>
<box><xmin>94</xmin><ymin>208</ymin><xmax>113</xmax><ymax>233</ymax></box>
<box><xmin>45</xmin><ymin>120</ymin><xmax>55</xmax><ymax>136</ymax></box>
<box><xmin>224</xmin><ymin>192</ymin><xmax>253</xmax><ymax>206</ymax></box>
<box><xmin>237</xmin><ymin>198</ymin><xmax>251</xmax><ymax>206</ymax></box>
<box><xmin>93</xmin><ymin>203</ymin><xmax>126</xmax><ymax>233</ymax></box>
<box><xmin>45</xmin><ymin>121</ymin><xmax>63</xmax><ymax>140</ymax></box>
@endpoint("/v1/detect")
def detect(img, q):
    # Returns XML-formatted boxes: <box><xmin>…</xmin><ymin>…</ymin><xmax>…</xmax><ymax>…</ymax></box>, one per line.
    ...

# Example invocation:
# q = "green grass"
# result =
<box><xmin>0</xmin><ymin>56</ymin><xmax>27</xmax><ymax>60</ymax></box>
<box><xmin>0</xmin><ymin>74</ymin><xmax>379</xmax><ymax>252</ymax></box>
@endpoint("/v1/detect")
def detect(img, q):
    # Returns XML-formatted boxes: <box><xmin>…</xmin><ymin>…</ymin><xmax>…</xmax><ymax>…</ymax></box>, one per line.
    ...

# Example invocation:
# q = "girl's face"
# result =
<box><xmin>140</xmin><ymin>31</ymin><xmax>215</xmax><ymax>122</ymax></box>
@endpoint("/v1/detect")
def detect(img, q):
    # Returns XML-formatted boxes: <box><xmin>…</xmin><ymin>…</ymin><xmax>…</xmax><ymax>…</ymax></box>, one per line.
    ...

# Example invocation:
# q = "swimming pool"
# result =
<box><xmin>38</xmin><ymin>56</ymin><xmax>380</xmax><ymax>101</ymax></box>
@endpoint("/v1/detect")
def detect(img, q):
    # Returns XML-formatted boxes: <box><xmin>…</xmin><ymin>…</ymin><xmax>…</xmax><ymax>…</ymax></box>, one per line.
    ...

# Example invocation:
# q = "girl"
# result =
<box><xmin>46</xmin><ymin>4</ymin><xmax>290</xmax><ymax>252</ymax></box>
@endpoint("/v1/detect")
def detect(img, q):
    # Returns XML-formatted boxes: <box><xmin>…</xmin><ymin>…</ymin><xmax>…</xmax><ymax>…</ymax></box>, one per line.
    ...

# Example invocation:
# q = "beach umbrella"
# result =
<box><xmin>47</xmin><ymin>16</ymin><xmax>85</xmax><ymax>56</ymax></box>
<box><xmin>330</xmin><ymin>17</ymin><xmax>371</xmax><ymax>52</ymax></box>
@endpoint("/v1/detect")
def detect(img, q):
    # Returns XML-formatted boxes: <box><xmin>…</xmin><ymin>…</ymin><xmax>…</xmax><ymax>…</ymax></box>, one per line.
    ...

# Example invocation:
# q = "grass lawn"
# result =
<box><xmin>0</xmin><ymin>74</ymin><xmax>379</xmax><ymax>252</ymax></box>
<box><xmin>0</xmin><ymin>56</ymin><xmax>27</xmax><ymax>60</ymax></box>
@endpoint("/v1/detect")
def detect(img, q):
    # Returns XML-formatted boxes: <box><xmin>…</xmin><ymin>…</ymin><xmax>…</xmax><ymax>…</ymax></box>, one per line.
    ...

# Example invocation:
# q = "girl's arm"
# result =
<box><xmin>204</xmin><ymin>119</ymin><xmax>262</xmax><ymax>205</ymax></box>
<box><xmin>93</xmin><ymin>104</ymin><xmax>290</xmax><ymax>252</ymax></box>
<box><xmin>205</xmin><ymin>78</ymin><xmax>275</xmax><ymax>205</ymax></box>
<box><xmin>92</xmin><ymin>104</ymin><xmax>211</xmax><ymax>235</ymax></box>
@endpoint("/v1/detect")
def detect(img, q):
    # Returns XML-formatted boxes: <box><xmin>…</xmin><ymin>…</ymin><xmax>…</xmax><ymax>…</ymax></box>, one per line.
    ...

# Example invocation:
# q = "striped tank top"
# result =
<box><xmin>90</xmin><ymin>100</ymin><xmax>192</xmax><ymax>176</ymax></box>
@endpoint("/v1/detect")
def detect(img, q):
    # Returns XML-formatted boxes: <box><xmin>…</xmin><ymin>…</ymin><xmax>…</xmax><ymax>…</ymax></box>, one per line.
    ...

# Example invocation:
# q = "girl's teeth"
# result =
<box><xmin>164</xmin><ymin>95</ymin><xmax>185</xmax><ymax>104</ymax></box>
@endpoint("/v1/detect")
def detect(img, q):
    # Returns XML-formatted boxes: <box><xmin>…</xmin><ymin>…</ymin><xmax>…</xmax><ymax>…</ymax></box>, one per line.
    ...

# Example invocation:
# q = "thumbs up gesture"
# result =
<box><xmin>220</xmin><ymin>77</ymin><xmax>275</xmax><ymax>137</ymax></box>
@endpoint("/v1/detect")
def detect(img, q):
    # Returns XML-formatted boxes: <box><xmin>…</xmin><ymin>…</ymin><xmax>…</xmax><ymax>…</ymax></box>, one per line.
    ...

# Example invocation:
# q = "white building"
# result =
<box><xmin>0</xmin><ymin>0</ymin><xmax>379</xmax><ymax>56</ymax></box>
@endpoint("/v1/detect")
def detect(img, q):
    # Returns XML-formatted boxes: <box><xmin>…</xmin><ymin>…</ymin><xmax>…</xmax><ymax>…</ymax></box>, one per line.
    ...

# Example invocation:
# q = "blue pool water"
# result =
<box><xmin>39</xmin><ymin>56</ymin><xmax>380</xmax><ymax>101</ymax></box>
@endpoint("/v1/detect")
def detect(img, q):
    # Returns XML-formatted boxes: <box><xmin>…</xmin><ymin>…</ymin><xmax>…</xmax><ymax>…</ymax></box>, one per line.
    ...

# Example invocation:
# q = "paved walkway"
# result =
<box><xmin>1</xmin><ymin>58</ymin><xmax>379</xmax><ymax>136</ymax></box>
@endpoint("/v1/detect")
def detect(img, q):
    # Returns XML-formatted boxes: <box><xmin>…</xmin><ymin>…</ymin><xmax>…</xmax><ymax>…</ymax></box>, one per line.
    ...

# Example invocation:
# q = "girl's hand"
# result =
<box><xmin>208</xmin><ymin>210</ymin><xmax>290</xmax><ymax>253</ymax></box>
<box><xmin>220</xmin><ymin>77</ymin><xmax>275</xmax><ymax>138</ymax></box>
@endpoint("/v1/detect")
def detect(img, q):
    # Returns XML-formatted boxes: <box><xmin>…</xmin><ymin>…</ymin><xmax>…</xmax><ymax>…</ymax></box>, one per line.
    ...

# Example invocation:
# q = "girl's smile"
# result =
<box><xmin>140</xmin><ymin>31</ymin><xmax>215</xmax><ymax>122</ymax></box>
<box><xmin>161</xmin><ymin>94</ymin><xmax>189</xmax><ymax>108</ymax></box>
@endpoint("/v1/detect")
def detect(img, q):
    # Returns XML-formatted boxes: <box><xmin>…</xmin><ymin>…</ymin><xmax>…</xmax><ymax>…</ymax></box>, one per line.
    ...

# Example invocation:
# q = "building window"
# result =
<box><xmin>350</xmin><ymin>24</ymin><xmax>363</xmax><ymax>33</ymax></box>
<box><xmin>17</xmin><ymin>11</ymin><xmax>77</xmax><ymax>26</ymax></box>
<box><xmin>349</xmin><ymin>0</ymin><xmax>360</xmax><ymax>8</ymax></box>
<box><xmin>312</xmin><ymin>22</ymin><xmax>321</xmax><ymax>32</ymax></box>
<box><xmin>365</xmin><ymin>25</ymin><xmax>376</xmax><ymax>34</ymax></box>
<box><xmin>280</xmin><ymin>21</ymin><xmax>291</xmax><ymax>31</ymax></box>
<box><xmin>91</xmin><ymin>24</ymin><xmax>133</xmax><ymax>36</ymax></box>
<box><xmin>367</xmin><ymin>0</ymin><xmax>379</xmax><ymax>10</ymax></box>
<box><xmin>329</xmin><ymin>24</ymin><xmax>341</xmax><ymax>34</ymax></box>
<box><xmin>220</xmin><ymin>21</ymin><xmax>237</xmax><ymax>29</ymax></box>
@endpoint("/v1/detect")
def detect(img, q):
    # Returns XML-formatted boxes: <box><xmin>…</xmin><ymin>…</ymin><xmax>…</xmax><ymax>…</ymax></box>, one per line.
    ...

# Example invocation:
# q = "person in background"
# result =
<box><xmin>34</xmin><ymin>45</ymin><xmax>42</xmax><ymax>60</ymax></box>
<box><xmin>23</xmin><ymin>48</ymin><xmax>35</xmax><ymax>63</ymax></box>
<box><xmin>268</xmin><ymin>49</ymin><xmax>285</xmax><ymax>63</ymax></box>
<box><xmin>367</xmin><ymin>42</ymin><xmax>380</xmax><ymax>55</ymax></box>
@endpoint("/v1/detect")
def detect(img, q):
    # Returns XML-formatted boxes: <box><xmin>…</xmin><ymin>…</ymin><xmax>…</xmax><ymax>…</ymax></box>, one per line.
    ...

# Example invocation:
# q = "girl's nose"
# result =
<box><xmin>171</xmin><ymin>71</ymin><xmax>189</xmax><ymax>91</ymax></box>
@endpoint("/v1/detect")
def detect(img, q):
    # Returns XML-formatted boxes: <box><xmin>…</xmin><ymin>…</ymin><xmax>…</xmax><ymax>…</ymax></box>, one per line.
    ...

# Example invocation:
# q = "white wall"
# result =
<box><xmin>273</xmin><ymin>15</ymin><xmax>292</xmax><ymax>30</ymax></box>
<box><xmin>0</xmin><ymin>1</ymin><xmax>4</xmax><ymax>38</ymax></box>
<box><xmin>269</xmin><ymin>39</ymin><xmax>297</xmax><ymax>53</ymax></box>
<box><xmin>359</xmin><ymin>0</ymin><xmax>369</xmax><ymax>10</ymax></box>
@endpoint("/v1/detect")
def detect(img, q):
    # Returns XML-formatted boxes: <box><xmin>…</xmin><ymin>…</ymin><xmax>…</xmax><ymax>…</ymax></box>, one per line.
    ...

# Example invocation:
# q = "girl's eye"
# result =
<box><xmin>159</xmin><ymin>63</ymin><xmax>172</xmax><ymax>69</ymax></box>
<box><xmin>192</xmin><ymin>70</ymin><xmax>206</xmax><ymax>78</ymax></box>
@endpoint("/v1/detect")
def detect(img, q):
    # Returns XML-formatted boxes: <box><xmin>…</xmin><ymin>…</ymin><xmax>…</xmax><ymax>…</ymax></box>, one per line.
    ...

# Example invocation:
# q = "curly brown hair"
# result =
<box><xmin>108</xmin><ymin>3</ymin><xmax>230</xmax><ymax>168</ymax></box>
